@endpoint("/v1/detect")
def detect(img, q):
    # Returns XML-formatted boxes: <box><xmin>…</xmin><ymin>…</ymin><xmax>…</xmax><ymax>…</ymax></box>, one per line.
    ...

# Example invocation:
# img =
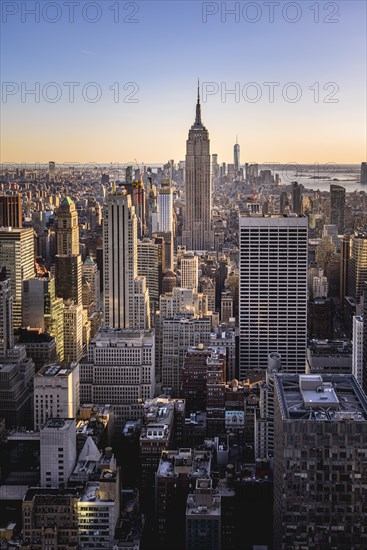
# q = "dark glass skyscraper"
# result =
<box><xmin>330</xmin><ymin>183</ymin><xmax>345</xmax><ymax>233</ymax></box>
<box><xmin>291</xmin><ymin>182</ymin><xmax>302</xmax><ymax>214</ymax></box>
<box><xmin>274</xmin><ymin>373</ymin><xmax>367</xmax><ymax>550</ymax></box>
<box><xmin>361</xmin><ymin>162</ymin><xmax>367</xmax><ymax>185</ymax></box>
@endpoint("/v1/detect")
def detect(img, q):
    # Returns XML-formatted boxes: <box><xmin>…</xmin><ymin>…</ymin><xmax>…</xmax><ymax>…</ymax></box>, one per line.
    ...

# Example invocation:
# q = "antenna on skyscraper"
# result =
<box><xmin>195</xmin><ymin>79</ymin><xmax>202</xmax><ymax>125</ymax></box>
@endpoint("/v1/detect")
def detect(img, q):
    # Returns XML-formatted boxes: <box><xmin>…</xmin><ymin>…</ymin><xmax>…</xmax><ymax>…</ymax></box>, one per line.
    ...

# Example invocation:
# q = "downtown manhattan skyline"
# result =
<box><xmin>1</xmin><ymin>0</ymin><xmax>366</xmax><ymax>164</ymax></box>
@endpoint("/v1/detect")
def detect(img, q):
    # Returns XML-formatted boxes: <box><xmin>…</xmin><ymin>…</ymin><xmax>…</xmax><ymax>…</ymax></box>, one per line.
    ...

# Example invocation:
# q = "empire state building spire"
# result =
<box><xmin>195</xmin><ymin>79</ymin><xmax>202</xmax><ymax>126</ymax></box>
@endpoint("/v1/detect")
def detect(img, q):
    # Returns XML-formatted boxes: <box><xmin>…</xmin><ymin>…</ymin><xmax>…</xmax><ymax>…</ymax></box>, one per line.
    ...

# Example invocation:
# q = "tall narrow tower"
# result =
<box><xmin>103</xmin><ymin>188</ymin><xmax>150</xmax><ymax>330</ymax></box>
<box><xmin>234</xmin><ymin>137</ymin><xmax>240</xmax><ymax>175</ymax></box>
<box><xmin>103</xmin><ymin>189</ymin><xmax>137</xmax><ymax>329</ymax></box>
<box><xmin>158</xmin><ymin>178</ymin><xmax>173</xmax><ymax>233</ymax></box>
<box><xmin>182</xmin><ymin>83</ymin><xmax>213</xmax><ymax>251</ymax></box>
<box><xmin>330</xmin><ymin>183</ymin><xmax>345</xmax><ymax>234</ymax></box>
<box><xmin>291</xmin><ymin>182</ymin><xmax>302</xmax><ymax>214</ymax></box>
<box><xmin>55</xmin><ymin>197</ymin><xmax>82</xmax><ymax>304</ymax></box>
<box><xmin>361</xmin><ymin>162</ymin><xmax>367</xmax><ymax>185</ymax></box>
<box><xmin>56</xmin><ymin>196</ymin><xmax>79</xmax><ymax>255</ymax></box>
<box><xmin>0</xmin><ymin>267</ymin><xmax>14</xmax><ymax>355</ymax></box>
<box><xmin>348</xmin><ymin>231</ymin><xmax>367</xmax><ymax>302</ymax></box>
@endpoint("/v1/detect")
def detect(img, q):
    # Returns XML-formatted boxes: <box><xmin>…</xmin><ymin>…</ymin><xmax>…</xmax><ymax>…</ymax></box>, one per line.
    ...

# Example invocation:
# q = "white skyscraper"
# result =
<box><xmin>181</xmin><ymin>252</ymin><xmax>199</xmax><ymax>292</ymax></box>
<box><xmin>0</xmin><ymin>227</ymin><xmax>35</xmax><ymax>328</ymax></box>
<box><xmin>352</xmin><ymin>315</ymin><xmax>363</xmax><ymax>385</ymax></box>
<box><xmin>103</xmin><ymin>189</ymin><xmax>149</xmax><ymax>329</ymax></box>
<box><xmin>104</xmin><ymin>190</ymin><xmax>137</xmax><ymax>328</ymax></box>
<box><xmin>40</xmin><ymin>418</ymin><xmax>77</xmax><ymax>488</ymax></box>
<box><xmin>34</xmin><ymin>363</ymin><xmax>80</xmax><ymax>431</ymax></box>
<box><xmin>158</xmin><ymin>178</ymin><xmax>173</xmax><ymax>233</ymax></box>
<box><xmin>239</xmin><ymin>215</ymin><xmax>308</xmax><ymax>377</ymax></box>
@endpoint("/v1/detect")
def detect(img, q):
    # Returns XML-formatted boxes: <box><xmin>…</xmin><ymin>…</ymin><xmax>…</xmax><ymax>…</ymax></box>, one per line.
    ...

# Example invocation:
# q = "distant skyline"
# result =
<box><xmin>1</xmin><ymin>1</ymin><xmax>366</xmax><ymax>163</ymax></box>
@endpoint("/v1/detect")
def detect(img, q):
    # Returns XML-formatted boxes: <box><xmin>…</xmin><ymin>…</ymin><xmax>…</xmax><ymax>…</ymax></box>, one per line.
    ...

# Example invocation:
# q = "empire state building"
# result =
<box><xmin>182</xmin><ymin>84</ymin><xmax>213</xmax><ymax>251</ymax></box>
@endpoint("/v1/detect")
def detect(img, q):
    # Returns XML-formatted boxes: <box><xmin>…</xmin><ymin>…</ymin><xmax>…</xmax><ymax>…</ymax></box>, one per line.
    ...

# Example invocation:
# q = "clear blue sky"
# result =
<box><xmin>1</xmin><ymin>0</ymin><xmax>366</xmax><ymax>163</ymax></box>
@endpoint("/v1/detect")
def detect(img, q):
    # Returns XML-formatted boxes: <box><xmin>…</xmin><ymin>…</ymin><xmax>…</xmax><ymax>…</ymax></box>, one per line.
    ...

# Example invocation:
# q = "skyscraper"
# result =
<box><xmin>0</xmin><ymin>345</ymin><xmax>35</xmax><ymax>428</ymax></box>
<box><xmin>55</xmin><ymin>197</ymin><xmax>82</xmax><ymax>304</ymax></box>
<box><xmin>234</xmin><ymin>137</ymin><xmax>240</xmax><ymax>175</ymax></box>
<box><xmin>56</xmin><ymin>196</ymin><xmax>79</xmax><ymax>255</ymax></box>
<box><xmin>340</xmin><ymin>232</ymin><xmax>351</xmax><ymax>308</ymax></box>
<box><xmin>291</xmin><ymin>182</ymin><xmax>302</xmax><ymax>214</ymax></box>
<box><xmin>103</xmin><ymin>189</ymin><xmax>137</xmax><ymax>328</ymax></box>
<box><xmin>330</xmin><ymin>183</ymin><xmax>345</xmax><ymax>234</ymax></box>
<box><xmin>158</xmin><ymin>178</ymin><xmax>173</xmax><ymax>233</ymax></box>
<box><xmin>182</xmin><ymin>83</ymin><xmax>213</xmax><ymax>251</ymax></box>
<box><xmin>0</xmin><ymin>227</ymin><xmax>35</xmax><ymax>327</ymax></box>
<box><xmin>352</xmin><ymin>315</ymin><xmax>363</xmax><ymax>386</ymax></box>
<box><xmin>0</xmin><ymin>267</ymin><xmax>13</xmax><ymax>355</ymax></box>
<box><xmin>161</xmin><ymin>314</ymin><xmax>211</xmax><ymax>396</ymax></box>
<box><xmin>40</xmin><ymin>418</ymin><xmax>77</xmax><ymax>488</ymax></box>
<box><xmin>239</xmin><ymin>215</ymin><xmax>308</xmax><ymax>377</ymax></box>
<box><xmin>22</xmin><ymin>275</ymin><xmax>64</xmax><ymax>360</ymax></box>
<box><xmin>361</xmin><ymin>161</ymin><xmax>367</xmax><ymax>185</ymax></box>
<box><xmin>220</xmin><ymin>291</ymin><xmax>233</xmax><ymax>323</ymax></box>
<box><xmin>279</xmin><ymin>191</ymin><xmax>289</xmax><ymax>214</ymax></box>
<box><xmin>82</xmin><ymin>257</ymin><xmax>101</xmax><ymax>311</ymax></box>
<box><xmin>103</xmin><ymin>188</ymin><xmax>150</xmax><ymax>329</ymax></box>
<box><xmin>255</xmin><ymin>351</ymin><xmax>282</xmax><ymax>460</ymax></box>
<box><xmin>33</xmin><ymin>362</ymin><xmax>80</xmax><ymax>431</ymax></box>
<box><xmin>146</xmin><ymin>177</ymin><xmax>158</xmax><ymax>237</ymax></box>
<box><xmin>212</xmin><ymin>154</ymin><xmax>219</xmax><ymax>180</ymax></box>
<box><xmin>138</xmin><ymin>238</ymin><xmax>161</xmax><ymax>312</ymax></box>
<box><xmin>362</xmin><ymin>281</ymin><xmax>367</xmax><ymax>395</ymax></box>
<box><xmin>348</xmin><ymin>231</ymin><xmax>367</xmax><ymax>302</ymax></box>
<box><xmin>133</xmin><ymin>276</ymin><xmax>150</xmax><ymax>329</ymax></box>
<box><xmin>48</xmin><ymin>161</ymin><xmax>56</xmax><ymax>182</ymax></box>
<box><xmin>63</xmin><ymin>300</ymin><xmax>83</xmax><ymax>363</ymax></box>
<box><xmin>55</xmin><ymin>255</ymin><xmax>82</xmax><ymax>304</ymax></box>
<box><xmin>153</xmin><ymin>230</ymin><xmax>173</xmax><ymax>272</ymax></box>
<box><xmin>79</xmin><ymin>327</ymin><xmax>155</xmax><ymax>429</ymax></box>
<box><xmin>273</xmin><ymin>373</ymin><xmax>367</xmax><ymax>550</ymax></box>
<box><xmin>181</xmin><ymin>252</ymin><xmax>199</xmax><ymax>292</ymax></box>
<box><xmin>120</xmin><ymin>179</ymin><xmax>146</xmax><ymax>238</ymax></box>
<box><xmin>0</xmin><ymin>195</ymin><xmax>22</xmax><ymax>228</ymax></box>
